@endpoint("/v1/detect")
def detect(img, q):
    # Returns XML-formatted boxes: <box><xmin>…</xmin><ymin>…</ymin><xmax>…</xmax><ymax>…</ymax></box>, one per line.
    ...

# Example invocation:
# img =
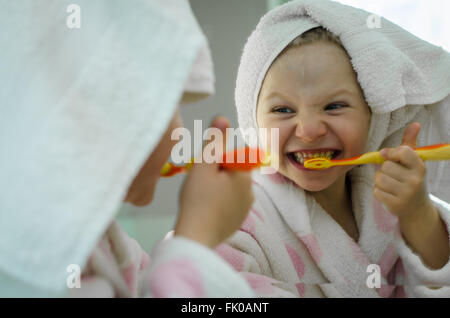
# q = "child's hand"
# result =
<box><xmin>174</xmin><ymin>117</ymin><xmax>254</xmax><ymax>248</ymax></box>
<box><xmin>373</xmin><ymin>122</ymin><xmax>434</xmax><ymax>223</ymax></box>
<box><xmin>374</xmin><ymin>123</ymin><xmax>449</xmax><ymax>269</ymax></box>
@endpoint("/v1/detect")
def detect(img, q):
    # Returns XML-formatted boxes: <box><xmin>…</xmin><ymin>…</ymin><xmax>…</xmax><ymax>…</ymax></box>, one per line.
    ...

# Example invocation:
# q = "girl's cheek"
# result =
<box><xmin>338</xmin><ymin>115</ymin><xmax>370</xmax><ymax>152</ymax></box>
<box><xmin>164</xmin><ymin>110</ymin><xmax>184</xmax><ymax>157</ymax></box>
<box><xmin>269</xmin><ymin>125</ymin><xmax>289</xmax><ymax>155</ymax></box>
<box><xmin>356</xmin><ymin>117</ymin><xmax>371</xmax><ymax>151</ymax></box>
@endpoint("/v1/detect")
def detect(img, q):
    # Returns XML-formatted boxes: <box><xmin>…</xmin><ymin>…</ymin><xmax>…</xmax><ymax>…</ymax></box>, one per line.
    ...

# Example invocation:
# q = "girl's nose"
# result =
<box><xmin>294</xmin><ymin>115</ymin><xmax>327</xmax><ymax>143</ymax></box>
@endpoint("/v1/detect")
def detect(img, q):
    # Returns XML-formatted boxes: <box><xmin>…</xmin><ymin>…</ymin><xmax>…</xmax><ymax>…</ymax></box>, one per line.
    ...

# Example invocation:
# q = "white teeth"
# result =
<box><xmin>293</xmin><ymin>152</ymin><xmax>304</xmax><ymax>164</ymax></box>
<box><xmin>292</xmin><ymin>151</ymin><xmax>335</xmax><ymax>164</ymax></box>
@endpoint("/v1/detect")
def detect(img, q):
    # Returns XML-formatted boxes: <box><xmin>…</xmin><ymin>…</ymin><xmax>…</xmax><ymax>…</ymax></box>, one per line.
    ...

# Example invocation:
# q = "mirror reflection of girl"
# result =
<box><xmin>0</xmin><ymin>0</ymin><xmax>254</xmax><ymax>297</ymax></box>
<box><xmin>217</xmin><ymin>0</ymin><xmax>450</xmax><ymax>297</ymax></box>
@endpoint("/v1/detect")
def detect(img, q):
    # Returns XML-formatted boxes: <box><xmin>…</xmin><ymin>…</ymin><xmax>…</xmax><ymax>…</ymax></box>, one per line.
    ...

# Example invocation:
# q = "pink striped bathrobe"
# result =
<box><xmin>67</xmin><ymin>221</ymin><xmax>254</xmax><ymax>298</ymax></box>
<box><xmin>215</xmin><ymin>167</ymin><xmax>450</xmax><ymax>297</ymax></box>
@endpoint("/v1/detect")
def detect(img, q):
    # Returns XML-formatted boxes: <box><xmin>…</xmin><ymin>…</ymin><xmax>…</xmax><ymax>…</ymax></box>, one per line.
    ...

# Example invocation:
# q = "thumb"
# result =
<box><xmin>210</xmin><ymin>116</ymin><xmax>230</xmax><ymax>132</ymax></box>
<box><xmin>201</xmin><ymin>116</ymin><xmax>230</xmax><ymax>165</ymax></box>
<box><xmin>401</xmin><ymin>122</ymin><xmax>421</xmax><ymax>148</ymax></box>
<box><xmin>208</xmin><ymin>116</ymin><xmax>229</xmax><ymax>153</ymax></box>
<box><xmin>211</xmin><ymin>116</ymin><xmax>229</xmax><ymax>155</ymax></box>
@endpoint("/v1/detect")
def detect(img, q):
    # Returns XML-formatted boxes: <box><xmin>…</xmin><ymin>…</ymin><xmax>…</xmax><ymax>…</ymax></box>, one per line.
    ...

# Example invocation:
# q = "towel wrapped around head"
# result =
<box><xmin>0</xmin><ymin>0</ymin><xmax>213</xmax><ymax>295</ymax></box>
<box><xmin>235</xmin><ymin>0</ymin><xmax>450</xmax><ymax>203</ymax></box>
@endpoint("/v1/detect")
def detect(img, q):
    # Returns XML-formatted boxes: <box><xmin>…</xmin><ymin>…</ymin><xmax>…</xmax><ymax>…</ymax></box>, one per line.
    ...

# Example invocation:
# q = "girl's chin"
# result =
<box><xmin>280</xmin><ymin>168</ymin><xmax>342</xmax><ymax>192</ymax></box>
<box><xmin>281</xmin><ymin>156</ymin><xmax>350</xmax><ymax>191</ymax></box>
<box><xmin>275</xmin><ymin>170</ymin><xmax>333</xmax><ymax>191</ymax></box>
<box><xmin>294</xmin><ymin>180</ymin><xmax>334</xmax><ymax>192</ymax></box>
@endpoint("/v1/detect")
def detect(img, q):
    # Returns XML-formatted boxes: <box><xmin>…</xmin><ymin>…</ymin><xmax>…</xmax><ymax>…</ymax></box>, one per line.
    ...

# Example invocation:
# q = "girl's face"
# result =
<box><xmin>257</xmin><ymin>41</ymin><xmax>371</xmax><ymax>193</ymax></box>
<box><xmin>124</xmin><ymin>108</ymin><xmax>183</xmax><ymax>206</ymax></box>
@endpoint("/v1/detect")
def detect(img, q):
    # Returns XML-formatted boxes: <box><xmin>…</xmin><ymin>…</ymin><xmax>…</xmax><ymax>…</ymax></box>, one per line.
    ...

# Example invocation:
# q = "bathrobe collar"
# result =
<box><xmin>253</xmin><ymin>166</ymin><xmax>400</xmax><ymax>297</ymax></box>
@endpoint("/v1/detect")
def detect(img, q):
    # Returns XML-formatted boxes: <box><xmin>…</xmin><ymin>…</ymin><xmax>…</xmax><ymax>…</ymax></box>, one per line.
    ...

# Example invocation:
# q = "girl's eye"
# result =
<box><xmin>325</xmin><ymin>103</ymin><xmax>347</xmax><ymax>111</ymax></box>
<box><xmin>272</xmin><ymin>106</ymin><xmax>294</xmax><ymax>114</ymax></box>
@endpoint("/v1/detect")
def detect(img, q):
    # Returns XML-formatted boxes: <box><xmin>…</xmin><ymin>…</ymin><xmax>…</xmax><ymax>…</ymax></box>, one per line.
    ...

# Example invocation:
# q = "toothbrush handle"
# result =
<box><xmin>355</xmin><ymin>151</ymin><xmax>385</xmax><ymax>165</ymax></box>
<box><xmin>359</xmin><ymin>144</ymin><xmax>450</xmax><ymax>165</ymax></box>
<box><xmin>414</xmin><ymin>144</ymin><xmax>450</xmax><ymax>161</ymax></box>
<box><xmin>329</xmin><ymin>144</ymin><xmax>450</xmax><ymax>168</ymax></box>
<box><xmin>330</xmin><ymin>151</ymin><xmax>384</xmax><ymax>166</ymax></box>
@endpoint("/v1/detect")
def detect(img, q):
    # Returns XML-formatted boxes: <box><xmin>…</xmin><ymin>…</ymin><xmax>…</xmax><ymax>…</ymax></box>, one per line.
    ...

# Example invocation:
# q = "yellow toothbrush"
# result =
<box><xmin>304</xmin><ymin>143</ymin><xmax>450</xmax><ymax>170</ymax></box>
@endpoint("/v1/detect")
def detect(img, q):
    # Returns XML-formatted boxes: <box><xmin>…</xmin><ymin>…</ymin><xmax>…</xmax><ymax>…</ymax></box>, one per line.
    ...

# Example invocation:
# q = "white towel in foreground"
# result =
<box><xmin>0</xmin><ymin>0</ymin><xmax>215</xmax><ymax>294</ymax></box>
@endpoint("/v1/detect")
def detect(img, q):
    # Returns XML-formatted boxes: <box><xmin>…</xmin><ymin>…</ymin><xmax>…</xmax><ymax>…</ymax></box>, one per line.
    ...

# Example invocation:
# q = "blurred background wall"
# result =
<box><xmin>117</xmin><ymin>0</ymin><xmax>450</xmax><ymax>253</ymax></box>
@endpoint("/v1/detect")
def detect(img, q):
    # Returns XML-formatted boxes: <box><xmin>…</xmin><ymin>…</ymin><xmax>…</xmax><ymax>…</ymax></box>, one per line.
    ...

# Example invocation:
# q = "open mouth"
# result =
<box><xmin>287</xmin><ymin>149</ymin><xmax>342</xmax><ymax>166</ymax></box>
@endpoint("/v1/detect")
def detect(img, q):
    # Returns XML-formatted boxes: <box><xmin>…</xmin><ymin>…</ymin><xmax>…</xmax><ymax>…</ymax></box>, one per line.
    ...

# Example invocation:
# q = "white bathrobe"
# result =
<box><xmin>216</xmin><ymin>167</ymin><xmax>450</xmax><ymax>297</ymax></box>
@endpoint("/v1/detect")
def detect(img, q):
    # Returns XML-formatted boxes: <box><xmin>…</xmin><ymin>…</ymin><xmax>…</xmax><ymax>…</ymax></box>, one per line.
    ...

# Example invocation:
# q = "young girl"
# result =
<box><xmin>0</xmin><ymin>0</ymin><xmax>254</xmax><ymax>297</ymax></box>
<box><xmin>216</xmin><ymin>0</ymin><xmax>450</xmax><ymax>297</ymax></box>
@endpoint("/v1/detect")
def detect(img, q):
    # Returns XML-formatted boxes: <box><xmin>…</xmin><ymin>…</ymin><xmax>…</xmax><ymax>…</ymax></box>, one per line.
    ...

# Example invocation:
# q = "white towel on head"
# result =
<box><xmin>153</xmin><ymin>0</ymin><xmax>215</xmax><ymax>104</ymax></box>
<box><xmin>235</xmin><ymin>0</ymin><xmax>450</xmax><ymax>202</ymax></box>
<box><xmin>0</xmin><ymin>0</ymin><xmax>213</xmax><ymax>294</ymax></box>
